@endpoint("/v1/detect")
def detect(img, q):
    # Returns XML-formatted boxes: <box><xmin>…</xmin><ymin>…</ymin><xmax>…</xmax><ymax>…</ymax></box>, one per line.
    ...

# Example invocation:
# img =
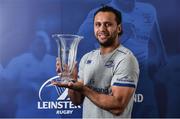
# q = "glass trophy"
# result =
<box><xmin>39</xmin><ymin>34</ymin><xmax>82</xmax><ymax>101</ymax></box>
<box><xmin>53</xmin><ymin>34</ymin><xmax>82</xmax><ymax>83</ymax></box>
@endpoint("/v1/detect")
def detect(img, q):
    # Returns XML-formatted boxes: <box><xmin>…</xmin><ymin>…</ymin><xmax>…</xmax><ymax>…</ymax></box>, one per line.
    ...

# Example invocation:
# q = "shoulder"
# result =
<box><xmin>115</xmin><ymin>45</ymin><xmax>139</xmax><ymax>68</ymax></box>
<box><xmin>80</xmin><ymin>49</ymin><xmax>98</xmax><ymax>62</ymax></box>
<box><xmin>116</xmin><ymin>45</ymin><xmax>135</xmax><ymax>59</ymax></box>
<box><xmin>8</xmin><ymin>53</ymin><xmax>32</xmax><ymax>65</ymax></box>
<box><xmin>86</xmin><ymin>8</ymin><xmax>97</xmax><ymax>18</ymax></box>
<box><xmin>136</xmin><ymin>2</ymin><xmax>156</xmax><ymax>15</ymax></box>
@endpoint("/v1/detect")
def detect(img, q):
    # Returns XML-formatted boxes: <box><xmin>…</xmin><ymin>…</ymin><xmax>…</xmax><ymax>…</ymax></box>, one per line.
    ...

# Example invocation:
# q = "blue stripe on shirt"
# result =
<box><xmin>113</xmin><ymin>83</ymin><xmax>136</xmax><ymax>88</ymax></box>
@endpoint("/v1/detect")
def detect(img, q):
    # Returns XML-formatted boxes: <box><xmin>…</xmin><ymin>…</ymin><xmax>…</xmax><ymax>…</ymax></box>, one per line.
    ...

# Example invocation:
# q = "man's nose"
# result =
<box><xmin>99</xmin><ymin>24</ymin><xmax>107</xmax><ymax>31</ymax></box>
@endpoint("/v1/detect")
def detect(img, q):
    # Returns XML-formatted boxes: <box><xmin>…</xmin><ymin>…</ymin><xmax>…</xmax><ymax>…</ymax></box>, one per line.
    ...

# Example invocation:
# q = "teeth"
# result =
<box><xmin>99</xmin><ymin>34</ymin><xmax>108</xmax><ymax>37</ymax></box>
<box><xmin>99</xmin><ymin>34</ymin><xmax>108</xmax><ymax>38</ymax></box>
<box><xmin>97</xmin><ymin>32</ymin><xmax>109</xmax><ymax>39</ymax></box>
<box><xmin>98</xmin><ymin>32</ymin><xmax>108</xmax><ymax>35</ymax></box>
<box><xmin>100</xmin><ymin>35</ymin><xmax>106</xmax><ymax>37</ymax></box>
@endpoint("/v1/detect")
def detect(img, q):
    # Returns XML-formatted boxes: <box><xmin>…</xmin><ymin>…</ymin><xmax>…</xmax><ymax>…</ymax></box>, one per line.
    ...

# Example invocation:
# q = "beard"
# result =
<box><xmin>95</xmin><ymin>31</ymin><xmax>118</xmax><ymax>47</ymax></box>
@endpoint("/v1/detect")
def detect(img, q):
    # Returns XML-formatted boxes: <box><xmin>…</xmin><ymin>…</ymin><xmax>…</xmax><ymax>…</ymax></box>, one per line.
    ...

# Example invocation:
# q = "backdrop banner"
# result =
<box><xmin>0</xmin><ymin>0</ymin><xmax>179</xmax><ymax>118</ymax></box>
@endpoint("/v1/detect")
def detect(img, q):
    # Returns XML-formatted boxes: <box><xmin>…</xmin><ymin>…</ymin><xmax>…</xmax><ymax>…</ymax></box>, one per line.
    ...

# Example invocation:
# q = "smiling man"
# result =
<box><xmin>53</xmin><ymin>6</ymin><xmax>139</xmax><ymax>118</ymax></box>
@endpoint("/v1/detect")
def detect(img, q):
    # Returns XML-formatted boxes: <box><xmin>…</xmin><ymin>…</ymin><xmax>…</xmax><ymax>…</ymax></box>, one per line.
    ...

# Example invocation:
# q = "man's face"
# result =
<box><xmin>94</xmin><ymin>12</ymin><xmax>121</xmax><ymax>47</ymax></box>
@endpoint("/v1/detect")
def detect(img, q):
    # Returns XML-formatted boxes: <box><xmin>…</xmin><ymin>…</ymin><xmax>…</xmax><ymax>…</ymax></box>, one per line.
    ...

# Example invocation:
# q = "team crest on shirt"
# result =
<box><xmin>105</xmin><ymin>60</ymin><xmax>114</xmax><ymax>68</ymax></box>
<box><xmin>86</xmin><ymin>60</ymin><xmax>92</xmax><ymax>64</ymax></box>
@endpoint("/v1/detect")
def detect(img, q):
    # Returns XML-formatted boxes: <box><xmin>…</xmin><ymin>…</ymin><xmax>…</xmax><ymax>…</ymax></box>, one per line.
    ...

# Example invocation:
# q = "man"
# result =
<box><xmin>78</xmin><ymin>0</ymin><xmax>167</xmax><ymax>117</ymax></box>
<box><xmin>53</xmin><ymin>6</ymin><xmax>139</xmax><ymax>118</ymax></box>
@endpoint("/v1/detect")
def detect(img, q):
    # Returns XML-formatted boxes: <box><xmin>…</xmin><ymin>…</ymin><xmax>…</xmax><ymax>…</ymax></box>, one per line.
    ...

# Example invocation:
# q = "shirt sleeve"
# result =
<box><xmin>111</xmin><ymin>54</ymin><xmax>139</xmax><ymax>88</ymax></box>
<box><xmin>78</xmin><ymin>53</ymin><xmax>89</xmax><ymax>82</ymax></box>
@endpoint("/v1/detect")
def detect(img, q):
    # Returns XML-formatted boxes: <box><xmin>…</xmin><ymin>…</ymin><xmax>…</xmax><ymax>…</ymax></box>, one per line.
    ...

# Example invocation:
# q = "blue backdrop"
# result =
<box><xmin>0</xmin><ymin>0</ymin><xmax>180</xmax><ymax>118</ymax></box>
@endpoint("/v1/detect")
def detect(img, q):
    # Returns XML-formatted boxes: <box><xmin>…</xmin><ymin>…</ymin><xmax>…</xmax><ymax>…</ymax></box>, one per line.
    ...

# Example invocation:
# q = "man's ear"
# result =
<box><xmin>117</xmin><ymin>24</ymin><xmax>122</xmax><ymax>34</ymax></box>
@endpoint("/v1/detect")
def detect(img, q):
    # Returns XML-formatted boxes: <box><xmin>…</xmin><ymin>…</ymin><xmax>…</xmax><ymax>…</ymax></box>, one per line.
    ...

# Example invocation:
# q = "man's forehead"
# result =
<box><xmin>94</xmin><ymin>12</ymin><xmax>116</xmax><ymax>22</ymax></box>
<box><xmin>95</xmin><ymin>11</ymin><xmax>116</xmax><ymax>17</ymax></box>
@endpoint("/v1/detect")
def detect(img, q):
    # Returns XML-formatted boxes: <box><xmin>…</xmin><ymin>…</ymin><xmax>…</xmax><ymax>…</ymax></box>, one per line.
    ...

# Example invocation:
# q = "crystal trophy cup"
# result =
<box><xmin>38</xmin><ymin>34</ymin><xmax>82</xmax><ymax>101</ymax></box>
<box><xmin>53</xmin><ymin>34</ymin><xmax>82</xmax><ymax>83</ymax></box>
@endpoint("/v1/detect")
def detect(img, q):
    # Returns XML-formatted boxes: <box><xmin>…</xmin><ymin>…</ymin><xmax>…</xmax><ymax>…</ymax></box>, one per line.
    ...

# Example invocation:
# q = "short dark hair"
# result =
<box><xmin>94</xmin><ymin>5</ymin><xmax>123</xmax><ymax>35</ymax></box>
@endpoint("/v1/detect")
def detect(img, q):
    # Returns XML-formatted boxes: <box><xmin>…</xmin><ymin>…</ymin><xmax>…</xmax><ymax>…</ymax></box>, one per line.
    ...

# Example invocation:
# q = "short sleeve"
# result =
<box><xmin>78</xmin><ymin>53</ymin><xmax>89</xmax><ymax>82</ymax></box>
<box><xmin>111</xmin><ymin>54</ymin><xmax>139</xmax><ymax>88</ymax></box>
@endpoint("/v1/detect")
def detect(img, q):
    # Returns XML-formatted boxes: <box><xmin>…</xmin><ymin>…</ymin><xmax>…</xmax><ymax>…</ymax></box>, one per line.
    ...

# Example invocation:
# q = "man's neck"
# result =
<box><xmin>100</xmin><ymin>43</ymin><xmax>120</xmax><ymax>55</ymax></box>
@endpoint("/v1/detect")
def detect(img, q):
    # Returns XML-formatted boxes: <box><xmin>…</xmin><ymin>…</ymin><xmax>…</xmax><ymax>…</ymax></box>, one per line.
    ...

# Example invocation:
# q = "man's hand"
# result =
<box><xmin>55</xmin><ymin>57</ymin><xmax>84</xmax><ymax>105</ymax></box>
<box><xmin>51</xmin><ymin>81</ymin><xmax>84</xmax><ymax>91</ymax></box>
<box><xmin>54</xmin><ymin>57</ymin><xmax>82</xmax><ymax>90</ymax></box>
<box><xmin>56</xmin><ymin>57</ymin><xmax>78</xmax><ymax>82</ymax></box>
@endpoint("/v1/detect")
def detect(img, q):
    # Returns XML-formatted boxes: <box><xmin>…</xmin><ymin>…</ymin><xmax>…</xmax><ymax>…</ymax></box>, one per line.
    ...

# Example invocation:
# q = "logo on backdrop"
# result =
<box><xmin>38</xmin><ymin>76</ymin><xmax>81</xmax><ymax>115</ymax></box>
<box><xmin>38</xmin><ymin>75</ymin><xmax>143</xmax><ymax>115</ymax></box>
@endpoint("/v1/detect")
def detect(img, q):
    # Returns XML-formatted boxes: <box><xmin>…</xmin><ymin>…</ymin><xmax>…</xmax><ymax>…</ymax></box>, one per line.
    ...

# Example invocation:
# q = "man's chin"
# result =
<box><xmin>99</xmin><ymin>41</ymin><xmax>112</xmax><ymax>47</ymax></box>
<box><xmin>99</xmin><ymin>41</ymin><xmax>107</xmax><ymax>46</ymax></box>
<box><xmin>96</xmin><ymin>37</ymin><xmax>111</xmax><ymax>47</ymax></box>
<box><xmin>98</xmin><ymin>38</ymin><xmax>108</xmax><ymax>43</ymax></box>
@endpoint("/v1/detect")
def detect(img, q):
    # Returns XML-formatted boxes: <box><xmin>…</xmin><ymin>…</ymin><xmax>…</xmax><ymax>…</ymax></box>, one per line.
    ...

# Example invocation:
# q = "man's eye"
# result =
<box><xmin>105</xmin><ymin>23</ymin><xmax>112</xmax><ymax>27</ymax></box>
<box><xmin>95</xmin><ymin>23</ymin><xmax>101</xmax><ymax>27</ymax></box>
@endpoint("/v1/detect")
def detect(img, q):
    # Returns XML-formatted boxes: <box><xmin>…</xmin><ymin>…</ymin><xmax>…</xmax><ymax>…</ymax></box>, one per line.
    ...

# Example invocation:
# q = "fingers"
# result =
<box><xmin>56</xmin><ymin>57</ymin><xmax>62</xmax><ymax>73</ymax></box>
<box><xmin>56</xmin><ymin>57</ymin><xmax>70</xmax><ymax>73</ymax></box>
<box><xmin>68</xmin><ymin>82</ymin><xmax>74</xmax><ymax>87</ymax></box>
<box><xmin>72</xmin><ymin>61</ymin><xmax>78</xmax><ymax>80</ymax></box>
<box><xmin>51</xmin><ymin>80</ymin><xmax>72</xmax><ymax>88</ymax></box>
<box><xmin>57</xmin><ymin>73</ymin><xmax>62</xmax><ymax>77</ymax></box>
<box><xmin>51</xmin><ymin>80</ymin><xmax>83</xmax><ymax>90</ymax></box>
<box><xmin>64</xmin><ymin>64</ymin><xmax>69</xmax><ymax>73</ymax></box>
<box><xmin>56</xmin><ymin>58</ymin><xmax>78</xmax><ymax>82</ymax></box>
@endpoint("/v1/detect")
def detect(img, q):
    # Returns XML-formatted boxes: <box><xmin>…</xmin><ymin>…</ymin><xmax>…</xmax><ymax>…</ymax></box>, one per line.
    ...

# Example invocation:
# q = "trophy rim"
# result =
<box><xmin>52</xmin><ymin>34</ymin><xmax>83</xmax><ymax>39</ymax></box>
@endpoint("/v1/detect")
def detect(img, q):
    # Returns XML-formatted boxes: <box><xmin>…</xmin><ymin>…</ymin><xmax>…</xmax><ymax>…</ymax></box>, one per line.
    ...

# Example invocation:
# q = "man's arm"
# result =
<box><xmin>68</xmin><ymin>89</ymin><xmax>83</xmax><ymax>105</ymax></box>
<box><xmin>82</xmin><ymin>85</ymin><xmax>135</xmax><ymax>115</ymax></box>
<box><xmin>54</xmin><ymin>53</ymin><xmax>139</xmax><ymax>115</ymax></box>
<box><xmin>68</xmin><ymin>80</ymin><xmax>84</xmax><ymax>105</ymax></box>
<box><xmin>52</xmin><ymin>81</ymin><xmax>135</xmax><ymax>116</ymax></box>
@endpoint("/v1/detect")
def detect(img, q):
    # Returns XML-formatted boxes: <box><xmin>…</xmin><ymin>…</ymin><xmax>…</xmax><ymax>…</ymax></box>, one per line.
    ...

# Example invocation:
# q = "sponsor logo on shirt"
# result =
<box><xmin>87</xmin><ymin>79</ymin><xmax>109</xmax><ymax>94</ymax></box>
<box><xmin>105</xmin><ymin>60</ymin><xmax>114</xmax><ymax>68</ymax></box>
<box><xmin>88</xmin><ymin>85</ymin><xmax>109</xmax><ymax>94</ymax></box>
<box><xmin>116</xmin><ymin>76</ymin><xmax>135</xmax><ymax>83</ymax></box>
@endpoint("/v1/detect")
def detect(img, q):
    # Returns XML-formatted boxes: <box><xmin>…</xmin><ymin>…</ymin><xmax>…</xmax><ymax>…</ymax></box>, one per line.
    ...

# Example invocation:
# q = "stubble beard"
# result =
<box><xmin>96</xmin><ymin>32</ymin><xmax>118</xmax><ymax>47</ymax></box>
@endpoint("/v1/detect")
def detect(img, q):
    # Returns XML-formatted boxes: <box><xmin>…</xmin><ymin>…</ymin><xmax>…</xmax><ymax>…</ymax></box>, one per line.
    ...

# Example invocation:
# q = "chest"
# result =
<box><xmin>83</xmin><ymin>54</ymin><xmax>116</xmax><ymax>92</ymax></box>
